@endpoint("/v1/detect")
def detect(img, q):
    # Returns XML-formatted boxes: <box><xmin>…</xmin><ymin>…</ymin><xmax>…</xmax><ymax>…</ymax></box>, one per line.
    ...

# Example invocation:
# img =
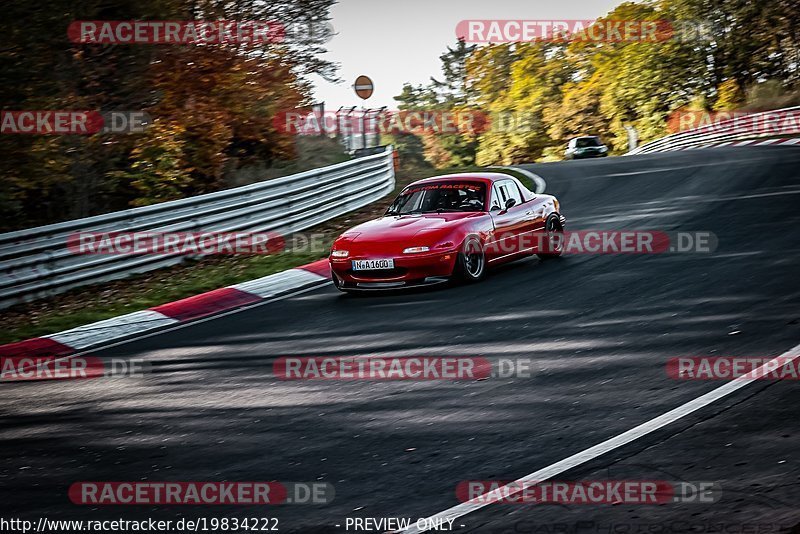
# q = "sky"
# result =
<box><xmin>310</xmin><ymin>0</ymin><xmax>623</xmax><ymax>110</ymax></box>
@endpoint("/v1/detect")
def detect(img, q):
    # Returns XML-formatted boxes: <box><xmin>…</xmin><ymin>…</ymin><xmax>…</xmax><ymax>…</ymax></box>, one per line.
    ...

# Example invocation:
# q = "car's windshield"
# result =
<box><xmin>385</xmin><ymin>182</ymin><xmax>486</xmax><ymax>215</ymax></box>
<box><xmin>576</xmin><ymin>137</ymin><xmax>602</xmax><ymax>148</ymax></box>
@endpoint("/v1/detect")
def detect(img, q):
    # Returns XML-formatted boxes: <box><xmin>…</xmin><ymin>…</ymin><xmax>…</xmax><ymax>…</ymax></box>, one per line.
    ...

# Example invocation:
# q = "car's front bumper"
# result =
<box><xmin>330</xmin><ymin>249</ymin><xmax>459</xmax><ymax>290</ymax></box>
<box><xmin>571</xmin><ymin>150</ymin><xmax>607</xmax><ymax>159</ymax></box>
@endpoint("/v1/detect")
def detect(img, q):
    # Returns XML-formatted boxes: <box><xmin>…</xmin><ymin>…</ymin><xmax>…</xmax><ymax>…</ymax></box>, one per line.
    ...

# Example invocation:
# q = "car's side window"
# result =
<box><xmin>499</xmin><ymin>180</ymin><xmax>523</xmax><ymax>205</ymax></box>
<box><xmin>490</xmin><ymin>184</ymin><xmax>503</xmax><ymax>210</ymax></box>
<box><xmin>499</xmin><ymin>185</ymin><xmax>509</xmax><ymax>203</ymax></box>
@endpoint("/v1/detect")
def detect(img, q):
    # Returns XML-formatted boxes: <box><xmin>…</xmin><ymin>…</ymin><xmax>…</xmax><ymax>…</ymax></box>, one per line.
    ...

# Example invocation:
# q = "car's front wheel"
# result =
<box><xmin>537</xmin><ymin>215</ymin><xmax>564</xmax><ymax>259</ymax></box>
<box><xmin>454</xmin><ymin>236</ymin><xmax>486</xmax><ymax>283</ymax></box>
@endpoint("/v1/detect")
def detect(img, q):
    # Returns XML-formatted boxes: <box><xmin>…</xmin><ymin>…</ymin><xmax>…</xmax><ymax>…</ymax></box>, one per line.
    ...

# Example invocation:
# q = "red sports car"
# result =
<box><xmin>329</xmin><ymin>172</ymin><xmax>565</xmax><ymax>291</ymax></box>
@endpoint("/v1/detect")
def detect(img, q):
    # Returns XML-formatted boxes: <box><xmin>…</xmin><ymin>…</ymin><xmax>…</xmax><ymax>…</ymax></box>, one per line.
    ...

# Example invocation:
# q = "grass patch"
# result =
<box><xmin>0</xmin><ymin>250</ymin><xmax>327</xmax><ymax>345</ymax></box>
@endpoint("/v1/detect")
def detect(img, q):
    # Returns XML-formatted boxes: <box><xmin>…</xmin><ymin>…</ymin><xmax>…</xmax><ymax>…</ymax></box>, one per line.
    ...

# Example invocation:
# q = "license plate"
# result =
<box><xmin>352</xmin><ymin>259</ymin><xmax>394</xmax><ymax>271</ymax></box>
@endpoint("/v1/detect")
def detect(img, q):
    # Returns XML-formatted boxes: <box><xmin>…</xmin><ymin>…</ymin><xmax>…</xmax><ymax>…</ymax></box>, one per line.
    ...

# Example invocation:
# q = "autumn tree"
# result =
<box><xmin>0</xmin><ymin>0</ymin><xmax>336</xmax><ymax>229</ymax></box>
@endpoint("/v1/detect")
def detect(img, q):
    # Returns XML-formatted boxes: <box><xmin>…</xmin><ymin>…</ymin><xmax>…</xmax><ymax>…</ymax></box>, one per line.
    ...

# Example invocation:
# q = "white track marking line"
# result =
<box><xmin>27</xmin><ymin>268</ymin><xmax>329</xmax><ymax>357</ymax></box>
<box><xmin>231</xmin><ymin>268</ymin><xmax>328</xmax><ymax>298</ymax></box>
<box><xmin>400</xmin><ymin>342</ymin><xmax>800</xmax><ymax>533</ymax></box>
<box><xmin>601</xmin><ymin>168</ymin><xmax>683</xmax><ymax>177</ymax></box>
<box><xmin>46</xmin><ymin>310</ymin><xmax>178</xmax><ymax>350</ymax></box>
<box><xmin>493</xmin><ymin>167</ymin><xmax>546</xmax><ymax>194</ymax></box>
<box><xmin>10</xmin><ymin>279</ymin><xmax>332</xmax><ymax>384</ymax></box>
<box><xmin>61</xmin><ymin>280</ymin><xmax>331</xmax><ymax>358</ymax></box>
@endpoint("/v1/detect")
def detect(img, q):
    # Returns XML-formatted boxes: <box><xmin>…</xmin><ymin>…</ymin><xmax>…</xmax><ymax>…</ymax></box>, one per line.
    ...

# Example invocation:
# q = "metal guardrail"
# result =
<box><xmin>0</xmin><ymin>146</ymin><xmax>396</xmax><ymax>310</ymax></box>
<box><xmin>628</xmin><ymin>106</ymin><xmax>800</xmax><ymax>155</ymax></box>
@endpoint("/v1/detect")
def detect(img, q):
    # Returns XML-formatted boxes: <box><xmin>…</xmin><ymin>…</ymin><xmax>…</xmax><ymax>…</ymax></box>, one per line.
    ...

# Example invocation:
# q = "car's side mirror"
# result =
<box><xmin>505</xmin><ymin>198</ymin><xmax>517</xmax><ymax>209</ymax></box>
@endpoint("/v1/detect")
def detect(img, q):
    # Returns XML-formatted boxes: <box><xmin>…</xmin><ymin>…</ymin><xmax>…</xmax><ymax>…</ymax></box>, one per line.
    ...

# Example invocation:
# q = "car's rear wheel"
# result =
<box><xmin>454</xmin><ymin>236</ymin><xmax>486</xmax><ymax>283</ymax></box>
<box><xmin>537</xmin><ymin>215</ymin><xmax>564</xmax><ymax>259</ymax></box>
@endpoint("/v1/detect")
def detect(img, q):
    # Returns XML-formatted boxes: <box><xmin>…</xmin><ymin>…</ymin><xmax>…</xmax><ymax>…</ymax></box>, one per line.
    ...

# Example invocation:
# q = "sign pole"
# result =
<box><xmin>353</xmin><ymin>75</ymin><xmax>374</xmax><ymax>150</ymax></box>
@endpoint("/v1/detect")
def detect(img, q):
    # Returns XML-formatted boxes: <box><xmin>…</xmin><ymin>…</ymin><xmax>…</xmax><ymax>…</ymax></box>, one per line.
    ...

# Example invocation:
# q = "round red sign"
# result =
<box><xmin>353</xmin><ymin>75</ymin><xmax>374</xmax><ymax>100</ymax></box>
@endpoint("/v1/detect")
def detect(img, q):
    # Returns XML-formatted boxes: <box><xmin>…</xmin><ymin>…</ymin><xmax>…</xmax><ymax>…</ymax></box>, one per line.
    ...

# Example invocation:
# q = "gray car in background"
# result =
<box><xmin>565</xmin><ymin>136</ymin><xmax>609</xmax><ymax>159</ymax></box>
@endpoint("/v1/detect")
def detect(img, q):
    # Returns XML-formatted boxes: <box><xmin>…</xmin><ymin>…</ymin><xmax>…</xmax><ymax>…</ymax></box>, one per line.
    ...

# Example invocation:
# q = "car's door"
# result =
<box><xmin>487</xmin><ymin>180</ymin><xmax>529</xmax><ymax>263</ymax></box>
<box><xmin>566</xmin><ymin>138</ymin><xmax>576</xmax><ymax>158</ymax></box>
<box><xmin>519</xmin><ymin>190</ymin><xmax>552</xmax><ymax>254</ymax></box>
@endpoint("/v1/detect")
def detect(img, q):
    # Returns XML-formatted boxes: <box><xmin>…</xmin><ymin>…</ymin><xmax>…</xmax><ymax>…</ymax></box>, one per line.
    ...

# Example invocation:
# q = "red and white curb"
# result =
<box><xmin>664</xmin><ymin>137</ymin><xmax>800</xmax><ymax>152</ymax></box>
<box><xmin>0</xmin><ymin>260</ymin><xmax>331</xmax><ymax>359</ymax></box>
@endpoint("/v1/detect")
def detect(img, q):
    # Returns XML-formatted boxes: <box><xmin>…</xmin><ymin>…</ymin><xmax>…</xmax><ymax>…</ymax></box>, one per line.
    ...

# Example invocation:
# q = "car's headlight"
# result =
<box><xmin>331</xmin><ymin>250</ymin><xmax>349</xmax><ymax>258</ymax></box>
<box><xmin>599</xmin><ymin>146</ymin><xmax>608</xmax><ymax>152</ymax></box>
<box><xmin>403</xmin><ymin>246</ymin><xmax>430</xmax><ymax>254</ymax></box>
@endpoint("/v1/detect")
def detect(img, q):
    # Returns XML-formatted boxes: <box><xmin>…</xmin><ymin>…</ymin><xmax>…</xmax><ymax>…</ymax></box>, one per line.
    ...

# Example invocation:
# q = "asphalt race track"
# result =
<box><xmin>2</xmin><ymin>147</ymin><xmax>800</xmax><ymax>533</ymax></box>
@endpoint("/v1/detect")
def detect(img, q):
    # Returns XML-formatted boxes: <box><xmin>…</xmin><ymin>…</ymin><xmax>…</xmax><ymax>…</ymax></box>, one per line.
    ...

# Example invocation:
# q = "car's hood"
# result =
<box><xmin>335</xmin><ymin>213</ymin><xmax>482</xmax><ymax>251</ymax></box>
